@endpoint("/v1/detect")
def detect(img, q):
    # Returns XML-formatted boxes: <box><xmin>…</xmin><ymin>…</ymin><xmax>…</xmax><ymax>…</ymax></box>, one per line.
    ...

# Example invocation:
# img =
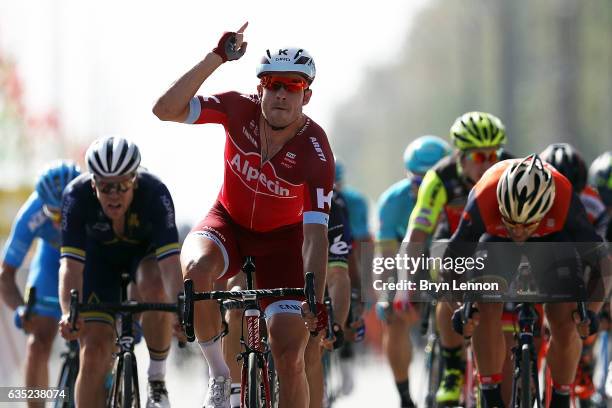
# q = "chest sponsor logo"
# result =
<box><xmin>309</xmin><ymin>137</ymin><xmax>327</xmax><ymax>162</ymax></box>
<box><xmin>93</xmin><ymin>222</ymin><xmax>111</xmax><ymax>232</ymax></box>
<box><xmin>230</xmin><ymin>153</ymin><xmax>290</xmax><ymax>197</ymax></box>
<box><xmin>281</xmin><ymin>152</ymin><xmax>297</xmax><ymax>169</ymax></box>
<box><xmin>316</xmin><ymin>188</ymin><xmax>333</xmax><ymax>210</ymax></box>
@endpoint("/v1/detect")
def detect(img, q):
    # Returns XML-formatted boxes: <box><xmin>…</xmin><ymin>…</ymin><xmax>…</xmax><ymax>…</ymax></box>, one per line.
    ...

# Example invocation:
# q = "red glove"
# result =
<box><xmin>212</xmin><ymin>32</ymin><xmax>247</xmax><ymax>62</ymax></box>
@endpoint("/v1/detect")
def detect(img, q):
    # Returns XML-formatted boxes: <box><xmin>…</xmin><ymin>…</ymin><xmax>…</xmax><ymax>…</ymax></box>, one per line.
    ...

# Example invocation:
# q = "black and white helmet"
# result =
<box><xmin>86</xmin><ymin>136</ymin><xmax>141</xmax><ymax>178</ymax></box>
<box><xmin>256</xmin><ymin>47</ymin><xmax>316</xmax><ymax>83</ymax></box>
<box><xmin>497</xmin><ymin>154</ymin><xmax>556</xmax><ymax>224</ymax></box>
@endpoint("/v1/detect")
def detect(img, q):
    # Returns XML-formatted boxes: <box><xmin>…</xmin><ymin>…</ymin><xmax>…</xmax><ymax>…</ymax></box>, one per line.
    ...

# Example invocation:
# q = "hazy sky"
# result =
<box><xmin>0</xmin><ymin>0</ymin><xmax>429</xmax><ymax>225</ymax></box>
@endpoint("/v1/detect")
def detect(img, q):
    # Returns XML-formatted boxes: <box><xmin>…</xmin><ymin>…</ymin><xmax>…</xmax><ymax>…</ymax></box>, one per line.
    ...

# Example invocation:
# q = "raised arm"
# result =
<box><xmin>152</xmin><ymin>22</ymin><xmax>248</xmax><ymax>123</ymax></box>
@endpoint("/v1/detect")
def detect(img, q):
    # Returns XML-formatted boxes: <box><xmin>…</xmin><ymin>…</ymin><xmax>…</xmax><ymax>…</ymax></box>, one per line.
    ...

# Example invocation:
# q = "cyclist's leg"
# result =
<box><xmin>268</xmin><ymin>313</ymin><xmax>310</xmax><ymax>407</ymax></box>
<box><xmin>77</xmin><ymin>256</ymin><xmax>122</xmax><ymax>408</ymax></box>
<box><xmin>255</xmin><ymin>227</ymin><xmax>310</xmax><ymax>407</ymax></box>
<box><xmin>544</xmin><ymin>302</ymin><xmax>581</xmax><ymax>405</ymax></box>
<box><xmin>183</xmin><ymin>204</ymin><xmax>242</xmax><ymax>405</ymax></box>
<box><xmin>304</xmin><ymin>334</ymin><xmax>324</xmax><ymax>408</ymax></box>
<box><xmin>327</xmin><ymin>264</ymin><xmax>351</xmax><ymax>329</ymax></box>
<box><xmin>382</xmin><ymin>313</ymin><xmax>415</xmax><ymax>407</ymax></box>
<box><xmin>76</xmin><ymin>322</ymin><xmax>115</xmax><ymax>408</ymax></box>
<box><xmin>135</xmin><ymin>255</ymin><xmax>173</xmax><ymax>405</ymax></box>
<box><xmin>435</xmin><ymin>302</ymin><xmax>465</xmax><ymax>405</ymax></box>
<box><xmin>23</xmin><ymin>241</ymin><xmax>61</xmax><ymax>408</ymax></box>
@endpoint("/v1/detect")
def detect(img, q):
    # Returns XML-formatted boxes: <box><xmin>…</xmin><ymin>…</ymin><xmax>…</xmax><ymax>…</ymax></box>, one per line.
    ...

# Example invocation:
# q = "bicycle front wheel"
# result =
<box><xmin>520</xmin><ymin>345</ymin><xmax>531</xmax><ymax>408</ymax></box>
<box><xmin>121</xmin><ymin>352</ymin><xmax>134</xmax><ymax>408</ymax></box>
<box><xmin>247</xmin><ymin>353</ymin><xmax>260</xmax><ymax>408</ymax></box>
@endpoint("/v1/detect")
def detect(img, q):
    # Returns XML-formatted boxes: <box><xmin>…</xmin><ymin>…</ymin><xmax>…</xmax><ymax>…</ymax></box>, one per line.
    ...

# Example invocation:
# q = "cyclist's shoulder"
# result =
<box><xmin>430</xmin><ymin>154</ymin><xmax>457</xmax><ymax>179</ymax></box>
<box><xmin>64</xmin><ymin>173</ymin><xmax>93</xmax><ymax>198</ymax></box>
<box><xmin>11</xmin><ymin>192</ymin><xmax>47</xmax><ymax>233</ymax></box>
<box><xmin>378</xmin><ymin>178</ymin><xmax>412</xmax><ymax>206</ymax></box>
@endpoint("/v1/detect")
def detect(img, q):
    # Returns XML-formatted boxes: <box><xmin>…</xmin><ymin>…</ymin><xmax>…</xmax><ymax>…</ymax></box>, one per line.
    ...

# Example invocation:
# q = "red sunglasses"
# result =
<box><xmin>260</xmin><ymin>76</ymin><xmax>309</xmax><ymax>93</ymax></box>
<box><xmin>465</xmin><ymin>149</ymin><xmax>503</xmax><ymax>164</ymax></box>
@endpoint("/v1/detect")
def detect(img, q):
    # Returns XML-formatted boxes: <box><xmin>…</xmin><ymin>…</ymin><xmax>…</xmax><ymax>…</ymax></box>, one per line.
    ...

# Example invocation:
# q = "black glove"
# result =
<box><xmin>452</xmin><ymin>305</ymin><xmax>479</xmax><ymax>338</ymax></box>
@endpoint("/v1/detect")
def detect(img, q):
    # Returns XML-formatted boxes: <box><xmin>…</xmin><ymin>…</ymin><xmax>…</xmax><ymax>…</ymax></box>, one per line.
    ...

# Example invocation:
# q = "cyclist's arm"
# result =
<box><xmin>403</xmin><ymin>170</ymin><xmax>447</xmax><ymax>266</ymax></box>
<box><xmin>304</xmin><ymin>223</ymin><xmax>329</xmax><ymax>302</ymax></box>
<box><xmin>152</xmin><ymin>52</ymin><xmax>223</xmax><ymax>122</ymax></box>
<box><xmin>0</xmin><ymin>195</ymin><xmax>39</xmax><ymax>310</ymax></box>
<box><xmin>59</xmin><ymin>258</ymin><xmax>84</xmax><ymax>315</ymax></box>
<box><xmin>0</xmin><ymin>262</ymin><xmax>21</xmax><ymax>310</ymax></box>
<box><xmin>157</xmin><ymin>254</ymin><xmax>183</xmax><ymax>301</ymax></box>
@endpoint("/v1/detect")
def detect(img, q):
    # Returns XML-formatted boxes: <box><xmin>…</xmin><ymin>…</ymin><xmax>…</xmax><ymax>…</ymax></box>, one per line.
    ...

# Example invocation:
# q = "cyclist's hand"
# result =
<box><xmin>451</xmin><ymin>306</ymin><xmax>480</xmax><ymax>339</ymax></box>
<box><xmin>13</xmin><ymin>305</ymin><xmax>33</xmax><ymax>333</ymax></box>
<box><xmin>392</xmin><ymin>295</ymin><xmax>419</xmax><ymax>324</ymax></box>
<box><xmin>58</xmin><ymin>314</ymin><xmax>83</xmax><ymax>341</ymax></box>
<box><xmin>212</xmin><ymin>22</ymin><xmax>248</xmax><ymax>62</ymax></box>
<box><xmin>301</xmin><ymin>301</ymin><xmax>327</xmax><ymax>333</ymax></box>
<box><xmin>321</xmin><ymin>334</ymin><xmax>335</xmax><ymax>351</ymax></box>
<box><xmin>344</xmin><ymin>318</ymin><xmax>366</xmax><ymax>343</ymax></box>
<box><xmin>172</xmin><ymin>316</ymin><xmax>188</xmax><ymax>343</ymax></box>
<box><xmin>573</xmin><ymin>309</ymin><xmax>599</xmax><ymax>339</ymax></box>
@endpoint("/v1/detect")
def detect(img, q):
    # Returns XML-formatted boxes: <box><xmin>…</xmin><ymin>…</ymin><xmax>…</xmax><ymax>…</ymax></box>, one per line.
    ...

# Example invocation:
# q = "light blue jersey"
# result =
<box><xmin>2</xmin><ymin>192</ymin><xmax>61</xmax><ymax>319</ymax></box>
<box><xmin>376</xmin><ymin>178</ymin><xmax>417</xmax><ymax>242</ymax></box>
<box><xmin>341</xmin><ymin>186</ymin><xmax>371</xmax><ymax>240</ymax></box>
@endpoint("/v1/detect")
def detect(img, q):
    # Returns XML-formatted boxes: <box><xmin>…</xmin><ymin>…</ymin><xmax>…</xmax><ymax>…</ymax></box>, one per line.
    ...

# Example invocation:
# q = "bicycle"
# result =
<box><xmin>419</xmin><ymin>300</ymin><xmax>444</xmax><ymax>408</ymax></box>
<box><xmin>68</xmin><ymin>274</ymin><xmax>184</xmax><ymax>408</ymax></box>
<box><xmin>321</xmin><ymin>289</ymin><xmax>344</xmax><ymax>407</ymax></box>
<box><xmin>183</xmin><ymin>256</ymin><xmax>317</xmax><ymax>408</ymax></box>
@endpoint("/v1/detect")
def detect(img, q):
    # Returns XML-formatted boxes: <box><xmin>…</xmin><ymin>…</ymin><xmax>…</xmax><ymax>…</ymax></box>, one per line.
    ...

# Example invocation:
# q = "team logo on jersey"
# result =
<box><xmin>330</xmin><ymin>234</ymin><xmax>349</xmax><ymax>255</ymax></box>
<box><xmin>28</xmin><ymin>210</ymin><xmax>47</xmax><ymax>232</ymax></box>
<box><xmin>316</xmin><ymin>188</ymin><xmax>333</xmax><ymax>210</ymax></box>
<box><xmin>281</xmin><ymin>151</ymin><xmax>297</xmax><ymax>169</ymax></box>
<box><xmin>309</xmin><ymin>137</ymin><xmax>327</xmax><ymax>162</ymax></box>
<box><xmin>546</xmin><ymin>218</ymin><xmax>555</xmax><ymax>228</ymax></box>
<box><xmin>229</xmin><ymin>153</ymin><xmax>292</xmax><ymax>197</ymax></box>
<box><xmin>128</xmin><ymin>213</ymin><xmax>140</xmax><ymax>228</ymax></box>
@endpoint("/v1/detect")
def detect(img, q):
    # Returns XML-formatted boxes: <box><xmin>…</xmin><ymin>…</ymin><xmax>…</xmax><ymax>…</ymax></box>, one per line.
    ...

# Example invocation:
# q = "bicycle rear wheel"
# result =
<box><xmin>424</xmin><ymin>334</ymin><xmax>442</xmax><ymax>408</ymax></box>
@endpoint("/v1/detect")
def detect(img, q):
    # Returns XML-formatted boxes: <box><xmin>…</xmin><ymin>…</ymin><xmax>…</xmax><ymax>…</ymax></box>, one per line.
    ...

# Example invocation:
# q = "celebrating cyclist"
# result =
<box><xmin>375</xmin><ymin>135</ymin><xmax>450</xmax><ymax>407</ymax></box>
<box><xmin>58</xmin><ymin>136</ymin><xmax>184</xmax><ymax>408</ymax></box>
<box><xmin>153</xmin><ymin>23</ymin><xmax>334</xmax><ymax>408</ymax></box>
<box><xmin>0</xmin><ymin>161</ymin><xmax>80</xmax><ymax>408</ymax></box>
<box><xmin>402</xmin><ymin>112</ymin><xmax>509</xmax><ymax>406</ymax></box>
<box><xmin>445</xmin><ymin>154</ymin><xmax>611</xmax><ymax>408</ymax></box>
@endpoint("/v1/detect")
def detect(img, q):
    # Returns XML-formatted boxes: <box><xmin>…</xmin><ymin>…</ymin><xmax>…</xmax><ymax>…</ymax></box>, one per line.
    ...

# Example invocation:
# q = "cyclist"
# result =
<box><xmin>589</xmin><ymin>151</ymin><xmax>612</xmax><ymax>242</ymax></box>
<box><xmin>58</xmin><ymin>136</ymin><xmax>184</xmax><ymax>408</ymax></box>
<box><xmin>306</xmin><ymin>190</ymin><xmax>354</xmax><ymax>408</ymax></box>
<box><xmin>152</xmin><ymin>24</ymin><xmax>334</xmax><ymax>408</ymax></box>
<box><xmin>403</xmin><ymin>111</ymin><xmax>509</xmax><ymax>406</ymax></box>
<box><xmin>446</xmin><ymin>154</ymin><xmax>610</xmax><ymax>408</ymax></box>
<box><xmin>0</xmin><ymin>161</ymin><xmax>80</xmax><ymax>408</ymax></box>
<box><xmin>375</xmin><ymin>135</ymin><xmax>451</xmax><ymax>407</ymax></box>
<box><xmin>541</xmin><ymin>143</ymin><xmax>610</xmax><ymax>402</ymax></box>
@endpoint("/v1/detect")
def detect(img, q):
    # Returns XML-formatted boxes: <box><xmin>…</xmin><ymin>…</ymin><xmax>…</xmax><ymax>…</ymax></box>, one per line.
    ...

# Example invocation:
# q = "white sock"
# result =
<box><xmin>199</xmin><ymin>338</ymin><xmax>230</xmax><ymax>378</ymax></box>
<box><xmin>229</xmin><ymin>383</ymin><xmax>241</xmax><ymax>407</ymax></box>
<box><xmin>148</xmin><ymin>358</ymin><xmax>167</xmax><ymax>382</ymax></box>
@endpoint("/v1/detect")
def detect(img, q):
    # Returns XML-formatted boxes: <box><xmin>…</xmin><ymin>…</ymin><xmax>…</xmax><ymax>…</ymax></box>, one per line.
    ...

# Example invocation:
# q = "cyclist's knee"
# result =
<box><xmin>27</xmin><ymin>332</ymin><xmax>54</xmax><ymax>358</ymax></box>
<box><xmin>138</xmin><ymin>273</ymin><xmax>166</xmax><ymax>301</ymax></box>
<box><xmin>182</xmin><ymin>250</ymin><xmax>224</xmax><ymax>285</ymax></box>
<box><xmin>225</xmin><ymin>308</ymin><xmax>242</xmax><ymax>326</ymax></box>
<box><xmin>81</xmin><ymin>342</ymin><xmax>113</xmax><ymax>376</ymax></box>
<box><xmin>272</xmin><ymin>347</ymin><xmax>305</xmax><ymax>377</ymax></box>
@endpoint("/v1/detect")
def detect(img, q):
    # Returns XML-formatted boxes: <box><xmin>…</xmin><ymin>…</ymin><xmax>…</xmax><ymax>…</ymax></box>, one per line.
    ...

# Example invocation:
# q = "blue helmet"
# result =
<box><xmin>588</xmin><ymin>151</ymin><xmax>612</xmax><ymax>207</ymax></box>
<box><xmin>35</xmin><ymin>160</ymin><xmax>81</xmax><ymax>208</ymax></box>
<box><xmin>403</xmin><ymin>135</ymin><xmax>451</xmax><ymax>174</ymax></box>
<box><xmin>335</xmin><ymin>158</ymin><xmax>345</xmax><ymax>183</ymax></box>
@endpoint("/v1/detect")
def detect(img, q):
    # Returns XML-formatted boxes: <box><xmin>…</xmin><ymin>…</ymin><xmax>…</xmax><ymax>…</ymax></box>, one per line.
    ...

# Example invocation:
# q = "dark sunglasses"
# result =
<box><xmin>93</xmin><ymin>176</ymin><xmax>136</xmax><ymax>195</ymax></box>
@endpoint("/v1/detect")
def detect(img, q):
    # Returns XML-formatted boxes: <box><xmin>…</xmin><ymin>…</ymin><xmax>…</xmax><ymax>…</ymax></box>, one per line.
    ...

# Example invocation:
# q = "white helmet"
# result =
<box><xmin>497</xmin><ymin>154</ymin><xmax>556</xmax><ymax>224</ymax></box>
<box><xmin>86</xmin><ymin>136</ymin><xmax>141</xmax><ymax>178</ymax></box>
<box><xmin>256</xmin><ymin>47</ymin><xmax>316</xmax><ymax>83</ymax></box>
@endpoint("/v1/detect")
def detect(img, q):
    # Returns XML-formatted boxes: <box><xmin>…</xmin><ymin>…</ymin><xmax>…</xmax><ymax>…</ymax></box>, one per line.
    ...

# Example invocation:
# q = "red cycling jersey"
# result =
<box><xmin>185</xmin><ymin>91</ymin><xmax>334</xmax><ymax>232</ymax></box>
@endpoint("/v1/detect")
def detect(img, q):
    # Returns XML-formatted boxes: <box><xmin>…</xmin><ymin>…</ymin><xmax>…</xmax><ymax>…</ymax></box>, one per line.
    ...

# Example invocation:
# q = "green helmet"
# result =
<box><xmin>450</xmin><ymin>111</ymin><xmax>507</xmax><ymax>151</ymax></box>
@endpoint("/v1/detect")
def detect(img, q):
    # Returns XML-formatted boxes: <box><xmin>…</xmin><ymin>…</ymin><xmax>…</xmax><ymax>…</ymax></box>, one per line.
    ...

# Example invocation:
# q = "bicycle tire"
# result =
<box><xmin>424</xmin><ymin>334</ymin><xmax>442</xmax><ymax>408</ymax></box>
<box><xmin>266</xmin><ymin>354</ymin><xmax>279</xmax><ymax>408</ymax></box>
<box><xmin>248</xmin><ymin>353</ymin><xmax>260</xmax><ymax>408</ymax></box>
<box><xmin>122</xmin><ymin>352</ymin><xmax>134</xmax><ymax>408</ymax></box>
<box><xmin>521</xmin><ymin>345</ymin><xmax>531</xmax><ymax>408</ymax></box>
<box><xmin>53</xmin><ymin>361</ymin><xmax>70</xmax><ymax>408</ymax></box>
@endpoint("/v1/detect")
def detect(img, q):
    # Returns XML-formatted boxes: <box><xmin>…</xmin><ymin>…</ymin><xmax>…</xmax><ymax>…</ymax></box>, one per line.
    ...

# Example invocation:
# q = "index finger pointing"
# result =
<box><xmin>237</xmin><ymin>22</ymin><xmax>248</xmax><ymax>34</ymax></box>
